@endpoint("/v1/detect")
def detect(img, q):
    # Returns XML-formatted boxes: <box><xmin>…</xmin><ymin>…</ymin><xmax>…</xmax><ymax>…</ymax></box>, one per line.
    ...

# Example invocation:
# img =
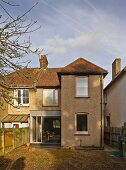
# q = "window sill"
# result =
<box><xmin>15</xmin><ymin>104</ymin><xmax>29</xmax><ymax>107</ymax></box>
<box><xmin>42</xmin><ymin>105</ymin><xmax>59</xmax><ymax>107</ymax></box>
<box><xmin>20</xmin><ymin>105</ymin><xmax>29</xmax><ymax>107</ymax></box>
<box><xmin>74</xmin><ymin>96</ymin><xmax>90</xmax><ymax>98</ymax></box>
<box><xmin>74</xmin><ymin>133</ymin><xmax>90</xmax><ymax>136</ymax></box>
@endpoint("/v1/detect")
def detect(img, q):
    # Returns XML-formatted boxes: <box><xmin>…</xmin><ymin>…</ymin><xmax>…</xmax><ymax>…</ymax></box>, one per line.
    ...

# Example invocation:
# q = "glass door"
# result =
<box><xmin>42</xmin><ymin>117</ymin><xmax>61</xmax><ymax>144</ymax></box>
<box><xmin>32</xmin><ymin>116</ymin><xmax>42</xmax><ymax>143</ymax></box>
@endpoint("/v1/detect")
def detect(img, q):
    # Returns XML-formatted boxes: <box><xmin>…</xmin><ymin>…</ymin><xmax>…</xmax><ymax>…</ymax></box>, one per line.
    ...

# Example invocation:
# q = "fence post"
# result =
<box><xmin>110</xmin><ymin>127</ymin><xmax>112</xmax><ymax>145</ymax></box>
<box><xmin>2</xmin><ymin>123</ymin><xmax>5</xmax><ymax>154</ymax></box>
<box><xmin>13</xmin><ymin>127</ymin><xmax>15</xmax><ymax>149</ymax></box>
<box><xmin>21</xmin><ymin>128</ymin><xmax>23</xmax><ymax>146</ymax></box>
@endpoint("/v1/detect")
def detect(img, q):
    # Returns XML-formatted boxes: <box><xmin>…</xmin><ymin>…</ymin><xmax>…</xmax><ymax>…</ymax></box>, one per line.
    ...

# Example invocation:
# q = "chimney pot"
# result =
<box><xmin>39</xmin><ymin>55</ymin><xmax>48</xmax><ymax>70</ymax></box>
<box><xmin>112</xmin><ymin>58</ymin><xmax>121</xmax><ymax>80</ymax></box>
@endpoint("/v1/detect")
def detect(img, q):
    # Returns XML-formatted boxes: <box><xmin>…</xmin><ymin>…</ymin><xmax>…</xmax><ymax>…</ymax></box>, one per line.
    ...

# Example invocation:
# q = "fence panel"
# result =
<box><xmin>0</xmin><ymin>127</ymin><xmax>29</xmax><ymax>155</ymax></box>
<box><xmin>0</xmin><ymin>129</ymin><xmax>2</xmax><ymax>154</ymax></box>
<box><xmin>14</xmin><ymin>128</ymin><xmax>23</xmax><ymax>148</ymax></box>
<box><xmin>104</xmin><ymin>127</ymin><xmax>122</xmax><ymax>146</ymax></box>
<box><xmin>104</xmin><ymin>127</ymin><xmax>111</xmax><ymax>145</ymax></box>
<box><xmin>4</xmin><ymin>128</ymin><xmax>13</xmax><ymax>153</ymax></box>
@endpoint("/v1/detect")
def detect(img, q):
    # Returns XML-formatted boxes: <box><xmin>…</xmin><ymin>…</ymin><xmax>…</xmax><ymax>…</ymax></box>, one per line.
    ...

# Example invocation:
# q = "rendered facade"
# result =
<box><xmin>1</xmin><ymin>56</ymin><xmax>107</xmax><ymax>148</ymax></box>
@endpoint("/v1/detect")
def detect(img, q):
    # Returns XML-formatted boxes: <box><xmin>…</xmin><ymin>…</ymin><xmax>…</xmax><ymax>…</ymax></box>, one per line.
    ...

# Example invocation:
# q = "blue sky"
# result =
<box><xmin>1</xmin><ymin>0</ymin><xmax>126</xmax><ymax>86</ymax></box>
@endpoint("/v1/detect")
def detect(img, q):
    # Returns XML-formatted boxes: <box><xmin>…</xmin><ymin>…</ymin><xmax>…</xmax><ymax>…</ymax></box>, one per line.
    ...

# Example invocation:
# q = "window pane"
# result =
<box><xmin>53</xmin><ymin>120</ymin><xmax>60</xmax><ymax>128</ymax></box>
<box><xmin>53</xmin><ymin>90</ymin><xmax>58</xmax><ymax>105</ymax></box>
<box><xmin>76</xmin><ymin>77</ymin><xmax>88</xmax><ymax>96</ymax></box>
<box><xmin>17</xmin><ymin>90</ymin><xmax>21</xmax><ymax>104</ymax></box>
<box><xmin>43</xmin><ymin>89</ymin><xmax>59</xmax><ymax>106</ymax></box>
<box><xmin>77</xmin><ymin>114</ymin><xmax>87</xmax><ymax>131</ymax></box>
<box><xmin>23</xmin><ymin>90</ymin><xmax>29</xmax><ymax>104</ymax></box>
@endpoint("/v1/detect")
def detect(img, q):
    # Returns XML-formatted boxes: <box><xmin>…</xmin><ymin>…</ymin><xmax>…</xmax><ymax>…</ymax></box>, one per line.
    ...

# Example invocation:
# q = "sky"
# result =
<box><xmin>1</xmin><ymin>0</ymin><xmax>126</xmax><ymax>86</ymax></box>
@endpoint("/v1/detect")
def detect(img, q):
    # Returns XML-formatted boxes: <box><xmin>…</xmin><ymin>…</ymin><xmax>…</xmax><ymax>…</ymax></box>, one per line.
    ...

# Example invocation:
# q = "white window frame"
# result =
<box><xmin>43</xmin><ymin>89</ymin><xmax>59</xmax><ymax>106</ymax></box>
<box><xmin>75</xmin><ymin>113</ymin><xmax>88</xmax><ymax>134</ymax></box>
<box><xmin>76</xmin><ymin>77</ymin><xmax>89</xmax><ymax>97</ymax></box>
<box><xmin>14</xmin><ymin>89</ymin><xmax>29</xmax><ymax>106</ymax></box>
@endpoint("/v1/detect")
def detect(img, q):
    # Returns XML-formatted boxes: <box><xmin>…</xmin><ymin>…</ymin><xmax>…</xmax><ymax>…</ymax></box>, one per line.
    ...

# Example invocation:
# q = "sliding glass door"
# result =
<box><xmin>42</xmin><ymin>117</ymin><xmax>61</xmax><ymax>144</ymax></box>
<box><xmin>31</xmin><ymin>115</ymin><xmax>61</xmax><ymax>144</ymax></box>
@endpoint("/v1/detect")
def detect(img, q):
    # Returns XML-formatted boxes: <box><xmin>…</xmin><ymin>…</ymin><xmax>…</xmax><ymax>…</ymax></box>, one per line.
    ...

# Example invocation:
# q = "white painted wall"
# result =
<box><xmin>105</xmin><ymin>73</ymin><xmax>126</xmax><ymax>127</ymax></box>
<box><xmin>2</xmin><ymin>122</ymin><xmax>29</xmax><ymax>128</ymax></box>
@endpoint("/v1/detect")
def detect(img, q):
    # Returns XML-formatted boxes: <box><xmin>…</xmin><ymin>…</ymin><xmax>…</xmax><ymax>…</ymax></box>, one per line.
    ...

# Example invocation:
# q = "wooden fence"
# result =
<box><xmin>0</xmin><ymin>127</ymin><xmax>29</xmax><ymax>155</ymax></box>
<box><xmin>104</xmin><ymin>124</ymin><xmax>126</xmax><ymax>147</ymax></box>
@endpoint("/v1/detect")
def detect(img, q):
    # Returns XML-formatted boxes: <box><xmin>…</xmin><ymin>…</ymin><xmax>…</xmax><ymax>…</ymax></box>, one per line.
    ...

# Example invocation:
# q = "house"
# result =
<box><xmin>1</xmin><ymin>55</ymin><xmax>107</xmax><ymax>148</ymax></box>
<box><xmin>104</xmin><ymin>58</ymin><xmax>126</xmax><ymax>128</ymax></box>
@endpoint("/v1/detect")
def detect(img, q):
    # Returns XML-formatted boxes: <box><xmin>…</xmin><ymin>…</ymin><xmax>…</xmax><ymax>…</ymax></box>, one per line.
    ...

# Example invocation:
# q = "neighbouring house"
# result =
<box><xmin>1</xmin><ymin>55</ymin><xmax>107</xmax><ymax>148</ymax></box>
<box><xmin>104</xmin><ymin>58</ymin><xmax>126</xmax><ymax>128</ymax></box>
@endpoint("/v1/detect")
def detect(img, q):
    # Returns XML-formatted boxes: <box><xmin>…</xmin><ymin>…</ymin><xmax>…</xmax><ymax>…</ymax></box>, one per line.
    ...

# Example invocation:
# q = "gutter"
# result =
<box><xmin>100</xmin><ymin>74</ymin><xmax>103</xmax><ymax>148</ymax></box>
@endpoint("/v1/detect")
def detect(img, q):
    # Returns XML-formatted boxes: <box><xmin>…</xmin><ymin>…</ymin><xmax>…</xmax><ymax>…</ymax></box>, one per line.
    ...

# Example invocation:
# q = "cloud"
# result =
<box><xmin>16</xmin><ymin>0</ymin><xmax>126</xmax><ymax>86</ymax></box>
<box><xmin>42</xmin><ymin>14</ymin><xmax>126</xmax><ymax>62</ymax></box>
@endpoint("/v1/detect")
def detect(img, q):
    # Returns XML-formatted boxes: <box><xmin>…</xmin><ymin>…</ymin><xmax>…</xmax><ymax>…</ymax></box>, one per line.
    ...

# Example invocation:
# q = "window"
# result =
<box><xmin>76</xmin><ymin>77</ymin><xmax>88</xmax><ymax>97</ymax></box>
<box><xmin>53</xmin><ymin>120</ymin><xmax>60</xmax><ymax>128</ymax></box>
<box><xmin>43</xmin><ymin>89</ymin><xmax>59</xmax><ymax>106</ymax></box>
<box><xmin>13</xmin><ymin>124</ymin><xmax>19</xmax><ymax>128</ymax></box>
<box><xmin>14</xmin><ymin>89</ymin><xmax>29</xmax><ymax>106</ymax></box>
<box><xmin>106</xmin><ymin>116</ymin><xmax>110</xmax><ymax>127</ymax></box>
<box><xmin>104</xmin><ymin>92</ymin><xmax>107</xmax><ymax>104</ymax></box>
<box><xmin>75</xmin><ymin>113</ymin><xmax>88</xmax><ymax>134</ymax></box>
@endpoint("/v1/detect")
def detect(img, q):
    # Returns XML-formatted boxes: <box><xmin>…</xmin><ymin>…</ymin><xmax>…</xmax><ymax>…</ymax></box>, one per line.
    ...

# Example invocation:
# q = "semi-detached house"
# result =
<box><xmin>1</xmin><ymin>55</ymin><xmax>108</xmax><ymax>148</ymax></box>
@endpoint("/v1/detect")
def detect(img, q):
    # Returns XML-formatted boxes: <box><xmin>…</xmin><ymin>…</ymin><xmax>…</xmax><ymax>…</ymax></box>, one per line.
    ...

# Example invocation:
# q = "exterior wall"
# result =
<box><xmin>61</xmin><ymin>75</ymin><xmax>104</xmax><ymax>147</ymax></box>
<box><xmin>105</xmin><ymin>73</ymin><xmax>126</xmax><ymax>127</ymax></box>
<box><xmin>2</xmin><ymin>122</ymin><xmax>29</xmax><ymax>128</ymax></box>
<box><xmin>0</xmin><ymin>86</ymin><xmax>8</xmax><ymax>120</ymax></box>
<box><xmin>8</xmin><ymin>88</ymin><xmax>61</xmax><ymax>115</ymax></box>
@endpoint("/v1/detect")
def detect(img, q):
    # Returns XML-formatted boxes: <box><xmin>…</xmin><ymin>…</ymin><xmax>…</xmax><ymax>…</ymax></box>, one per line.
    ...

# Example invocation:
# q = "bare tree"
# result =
<box><xmin>0</xmin><ymin>1</ymin><xmax>40</xmax><ymax>107</ymax></box>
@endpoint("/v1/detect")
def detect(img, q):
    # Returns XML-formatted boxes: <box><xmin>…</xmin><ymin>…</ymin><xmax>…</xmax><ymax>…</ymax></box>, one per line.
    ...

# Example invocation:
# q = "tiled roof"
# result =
<box><xmin>1</xmin><ymin>114</ymin><xmax>29</xmax><ymax>123</ymax></box>
<box><xmin>35</xmin><ymin>68</ymin><xmax>62</xmax><ymax>87</ymax></box>
<box><xmin>62</xmin><ymin>58</ymin><xmax>108</xmax><ymax>75</ymax></box>
<box><xmin>5</xmin><ymin>57</ymin><xmax>107</xmax><ymax>88</ymax></box>
<box><xmin>5</xmin><ymin>68</ymin><xmax>40</xmax><ymax>87</ymax></box>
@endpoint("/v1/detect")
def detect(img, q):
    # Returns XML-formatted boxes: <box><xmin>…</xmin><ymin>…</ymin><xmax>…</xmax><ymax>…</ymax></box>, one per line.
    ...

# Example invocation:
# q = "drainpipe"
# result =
<box><xmin>100</xmin><ymin>74</ymin><xmax>103</xmax><ymax>149</ymax></box>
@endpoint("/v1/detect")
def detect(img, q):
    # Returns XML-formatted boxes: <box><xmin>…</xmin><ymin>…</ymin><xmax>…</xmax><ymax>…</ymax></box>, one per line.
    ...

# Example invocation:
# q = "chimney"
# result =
<box><xmin>39</xmin><ymin>55</ymin><xmax>48</xmax><ymax>70</ymax></box>
<box><xmin>112</xmin><ymin>58</ymin><xmax>121</xmax><ymax>80</ymax></box>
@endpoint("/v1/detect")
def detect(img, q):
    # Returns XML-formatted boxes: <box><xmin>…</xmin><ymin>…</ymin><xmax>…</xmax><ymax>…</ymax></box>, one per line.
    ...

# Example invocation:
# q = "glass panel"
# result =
<box><xmin>42</xmin><ymin>117</ymin><xmax>61</xmax><ymax>144</ymax></box>
<box><xmin>36</xmin><ymin>117</ymin><xmax>41</xmax><ymax>142</ymax></box>
<box><xmin>43</xmin><ymin>89</ymin><xmax>59</xmax><ymax>106</ymax></box>
<box><xmin>32</xmin><ymin>117</ymin><xmax>36</xmax><ymax>142</ymax></box>
<box><xmin>17</xmin><ymin>90</ymin><xmax>21</xmax><ymax>104</ymax></box>
<box><xmin>23</xmin><ymin>89</ymin><xmax>29</xmax><ymax>104</ymax></box>
<box><xmin>53</xmin><ymin>120</ymin><xmax>60</xmax><ymax>128</ymax></box>
<box><xmin>76</xmin><ymin>77</ymin><xmax>88</xmax><ymax>96</ymax></box>
<box><xmin>77</xmin><ymin>114</ymin><xmax>87</xmax><ymax>131</ymax></box>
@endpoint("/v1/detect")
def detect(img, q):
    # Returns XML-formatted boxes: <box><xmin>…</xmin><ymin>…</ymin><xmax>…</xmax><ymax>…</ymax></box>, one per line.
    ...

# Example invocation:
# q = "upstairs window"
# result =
<box><xmin>14</xmin><ymin>89</ymin><xmax>29</xmax><ymax>106</ymax></box>
<box><xmin>76</xmin><ymin>77</ymin><xmax>88</xmax><ymax>97</ymax></box>
<box><xmin>43</xmin><ymin>89</ymin><xmax>59</xmax><ymax>106</ymax></box>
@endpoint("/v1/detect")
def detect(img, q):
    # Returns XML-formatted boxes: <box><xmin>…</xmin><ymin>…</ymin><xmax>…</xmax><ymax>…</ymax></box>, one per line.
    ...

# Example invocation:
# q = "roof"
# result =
<box><xmin>5</xmin><ymin>57</ymin><xmax>108</xmax><ymax>88</ymax></box>
<box><xmin>104</xmin><ymin>67</ymin><xmax>126</xmax><ymax>91</ymax></box>
<box><xmin>1</xmin><ymin>114</ymin><xmax>29</xmax><ymax>123</ymax></box>
<box><xmin>60</xmin><ymin>58</ymin><xmax>108</xmax><ymax>75</ymax></box>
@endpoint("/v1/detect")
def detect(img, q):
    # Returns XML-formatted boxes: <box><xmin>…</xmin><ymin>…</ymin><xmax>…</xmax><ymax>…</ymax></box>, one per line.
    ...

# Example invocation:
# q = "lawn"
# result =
<box><xmin>0</xmin><ymin>146</ymin><xmax>126</xmax><ymax>170</ymax></box>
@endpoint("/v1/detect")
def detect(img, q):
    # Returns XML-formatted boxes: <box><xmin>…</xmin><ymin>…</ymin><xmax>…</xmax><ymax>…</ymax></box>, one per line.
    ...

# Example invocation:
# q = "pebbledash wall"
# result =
<box><xmin>61</xmin><ymin>75</ymin><xmax>104</xmax><ymax>147</ymax></box>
